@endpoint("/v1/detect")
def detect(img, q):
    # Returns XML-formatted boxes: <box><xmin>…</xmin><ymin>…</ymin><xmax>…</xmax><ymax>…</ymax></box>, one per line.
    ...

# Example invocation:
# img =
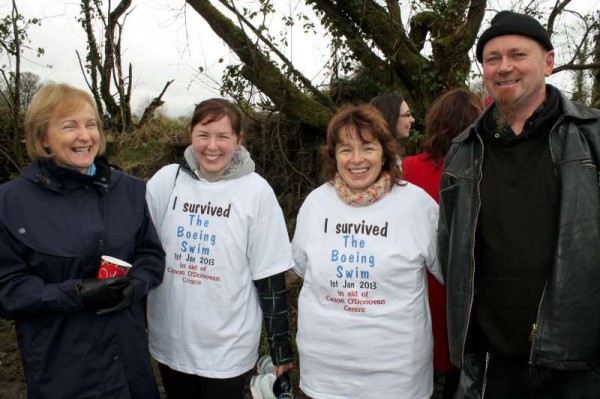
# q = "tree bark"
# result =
<box><xmin>186</xmin><ymin>0</ymin><xmax>334</xmax><ymax>131</ymax></box>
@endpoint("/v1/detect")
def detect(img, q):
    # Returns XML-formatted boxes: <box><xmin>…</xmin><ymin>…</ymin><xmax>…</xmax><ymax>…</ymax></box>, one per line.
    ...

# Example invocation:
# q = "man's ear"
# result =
<box><xmin>544</xmin><ymin>50</ymin><xmax>555</xmax><ymax>77</ymax></box>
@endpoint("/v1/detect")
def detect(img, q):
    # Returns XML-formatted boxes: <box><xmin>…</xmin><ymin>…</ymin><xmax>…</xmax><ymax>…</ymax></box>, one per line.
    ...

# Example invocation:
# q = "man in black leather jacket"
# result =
<box><xmin>438</xmin><ymin>10</ymin><xmax>600</xmax><ymax>398</ymax></box>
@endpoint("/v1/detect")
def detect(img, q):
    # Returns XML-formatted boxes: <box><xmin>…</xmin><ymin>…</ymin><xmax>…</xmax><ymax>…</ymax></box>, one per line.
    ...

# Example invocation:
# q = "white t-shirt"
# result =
<box><xmin>292</xmin><ymin>182</ymin><xmax>441</xmax><ymax>399</ymax></box>
<box><xmin>146</xmin><ymin>164</ymin><xmax>293</xmax><ymax>378</ymax></box>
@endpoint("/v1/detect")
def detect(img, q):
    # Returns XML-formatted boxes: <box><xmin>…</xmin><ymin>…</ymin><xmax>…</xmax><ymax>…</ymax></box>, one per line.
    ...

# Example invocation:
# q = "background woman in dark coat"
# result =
<box><xmin>0</xmin><ymin>83</ymin><xmax>165</xmax><ymax>398</ymax></box>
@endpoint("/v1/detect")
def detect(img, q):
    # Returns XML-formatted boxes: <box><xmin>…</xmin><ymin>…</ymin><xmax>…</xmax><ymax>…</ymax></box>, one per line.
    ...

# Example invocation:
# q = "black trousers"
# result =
<box><xmin>158</xmin><ymin>363</ymin><xmax>246</xmax><ymax>399</ymax></box>
<box><xmin>459</xmin><ymin>353</ymin><xmax>600</xmax><ymax>399</ymax></box>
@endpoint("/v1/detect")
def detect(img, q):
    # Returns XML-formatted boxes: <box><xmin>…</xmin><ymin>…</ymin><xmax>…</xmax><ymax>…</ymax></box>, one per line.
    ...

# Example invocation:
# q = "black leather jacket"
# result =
<box><xmin>439</xmin><ymin>89</ymin><xmax>600</xmax><ymax>372</ymax></box>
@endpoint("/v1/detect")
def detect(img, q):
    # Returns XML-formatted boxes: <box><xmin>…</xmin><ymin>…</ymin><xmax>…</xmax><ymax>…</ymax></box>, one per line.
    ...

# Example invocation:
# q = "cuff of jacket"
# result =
<box><xmin>269</xmin><ymin>339</ymin><xmax>293</xmax><ymax>365</ymax></box>
<box><xmin>254</xmin><ymin>271</ymin><xmax>293</xmax><ymax>365</ymax></box>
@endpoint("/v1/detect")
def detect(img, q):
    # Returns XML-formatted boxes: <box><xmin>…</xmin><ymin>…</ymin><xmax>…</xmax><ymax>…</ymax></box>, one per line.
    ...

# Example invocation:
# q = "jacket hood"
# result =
<box><xmin>183</xmin><ymin>144</ymin><xmax>255</xmax><ymax>181</ymax></box>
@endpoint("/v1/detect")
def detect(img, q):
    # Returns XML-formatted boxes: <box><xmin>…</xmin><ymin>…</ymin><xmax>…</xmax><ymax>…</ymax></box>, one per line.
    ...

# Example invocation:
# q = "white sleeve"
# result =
<box><xmin>424</xmin><ymin>200</ymin><xmax>443</xmax><ymax>285</ymax></box>
<box><xmin>247</xmin><ymin>183</ymin><xmax>293</xmax><ymax>280</ymax></box>
<box><xmin>145</xmin><ymin>164</ymin><xmax>180</xmax><ymax>234</ymax></box>
<box><xmin>291</xmin><ymin>199</ymin><xmax>310</xmax><ymax>278</ymax></box>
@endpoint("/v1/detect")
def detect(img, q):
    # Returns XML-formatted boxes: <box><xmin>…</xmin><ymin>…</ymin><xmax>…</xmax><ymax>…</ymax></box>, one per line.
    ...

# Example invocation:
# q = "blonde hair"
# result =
<box><xmin>25</xmin><ymin>83</ymin><xmax>105</xmax><ymax>161</ymax></box>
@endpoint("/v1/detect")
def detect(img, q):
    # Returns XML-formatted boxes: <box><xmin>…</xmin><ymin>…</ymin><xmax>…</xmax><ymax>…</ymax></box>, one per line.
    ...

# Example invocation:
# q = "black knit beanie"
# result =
<box><xmin>476</xmin><ymin>11</ymin><xmax>553</xmax><ymax>62</ymax></box>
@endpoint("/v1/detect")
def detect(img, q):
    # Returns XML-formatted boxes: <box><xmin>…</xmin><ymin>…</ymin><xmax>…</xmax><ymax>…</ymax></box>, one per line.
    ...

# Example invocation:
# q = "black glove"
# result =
<box><xmin>96</xmin><ymin>283</ymin><xmax>135</xmax><ymax>315</ymax></box>
<box><xmin>77</xmin><ymin>277</ymin><xmax>129</xmax><ymax>311</ymax></box>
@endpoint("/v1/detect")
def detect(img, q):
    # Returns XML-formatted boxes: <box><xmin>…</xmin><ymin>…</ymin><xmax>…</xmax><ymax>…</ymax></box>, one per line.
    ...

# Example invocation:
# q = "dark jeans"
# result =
<box><xmin>457</xmin><ymin>352</ymin><xmax>600</xmax><ymax>399</ymax></box>
<box><xmin>158</xmin><ymin>363</ymin><xmax>246</xmax><ymax>399</ymax></box>
<box><xmin>443</xmin><ymin>369</ymin><xmax>461</xmax><ymax>399</ymax></box>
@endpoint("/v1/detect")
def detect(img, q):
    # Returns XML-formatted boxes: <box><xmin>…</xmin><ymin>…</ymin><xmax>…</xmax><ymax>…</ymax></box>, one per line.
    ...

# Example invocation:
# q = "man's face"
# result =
<box><xmin>482</xmin><ymin>34</ymin><xmax>554</xmax><ymax>114</ymax></box>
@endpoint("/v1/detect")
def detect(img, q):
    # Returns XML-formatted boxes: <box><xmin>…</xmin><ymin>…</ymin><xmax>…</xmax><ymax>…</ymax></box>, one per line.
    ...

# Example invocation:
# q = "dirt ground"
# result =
<box><xmin>0</xmin><ymin>319</ymin><xmax>26</xmax><ymax>399</ymax></box>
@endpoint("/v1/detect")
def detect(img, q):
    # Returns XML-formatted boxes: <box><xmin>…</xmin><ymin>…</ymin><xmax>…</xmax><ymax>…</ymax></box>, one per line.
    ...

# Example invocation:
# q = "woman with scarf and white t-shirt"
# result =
<box><xmin>292</xmin><ymin>104</ymin><xmax>442</xmax><ymax>399</ymax></box>
<box><xmin>145</xmin><ymin>98</ymin><xmax>294</xmax><ymax>398</ymax></box>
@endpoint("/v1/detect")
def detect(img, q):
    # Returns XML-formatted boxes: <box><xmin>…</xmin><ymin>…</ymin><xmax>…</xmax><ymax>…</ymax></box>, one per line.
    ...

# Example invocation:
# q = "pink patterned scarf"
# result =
<box><xmin>333</xmin><ymin>172</ymin><xmax>392</xmax><ymax>206</ymax></box>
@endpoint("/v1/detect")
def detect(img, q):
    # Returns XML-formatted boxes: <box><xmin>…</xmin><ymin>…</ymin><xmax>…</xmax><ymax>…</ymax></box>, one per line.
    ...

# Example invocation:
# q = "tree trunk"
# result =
<box><xmin>186</xmin><ymin>0</ymin><xmax>334</xmax><ymax>131</ymax></box>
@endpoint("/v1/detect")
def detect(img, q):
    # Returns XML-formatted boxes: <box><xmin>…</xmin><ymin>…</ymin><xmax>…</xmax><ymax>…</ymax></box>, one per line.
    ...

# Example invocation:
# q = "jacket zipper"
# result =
<box><xmin>547</xmin><ymin>117</ymin><xmax>563</xmax><ymax>177</ymax></box>
<box><xmin>461</xmin><ymin>133</ymin><xmax>485</xmax><ymax>367</ymax></box>
<box><xmin>529</xmin><ymin>282</ymin><xmax>548</xmax><ymax>365</ymax></box>
<box><xmin>529</xmin><ymin>118</ymin><xmax>563</xmax><ymax>365</ymax></box>
<box><xmin>481</xmin><ymin>352</ymin><xmax>490</xmax><ymax>398</ymax></box>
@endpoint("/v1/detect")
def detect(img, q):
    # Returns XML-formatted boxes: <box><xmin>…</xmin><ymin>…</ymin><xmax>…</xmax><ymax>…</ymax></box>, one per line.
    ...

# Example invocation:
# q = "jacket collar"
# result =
<box><xmin>22</xmin><ymin>158</ymin><xmax>118</xmax><ymax>194</ymax></box>
<box><xmin>453</xmin><ymin>84</ymin><xmax>600</xmax><ymax>144</ymax></box>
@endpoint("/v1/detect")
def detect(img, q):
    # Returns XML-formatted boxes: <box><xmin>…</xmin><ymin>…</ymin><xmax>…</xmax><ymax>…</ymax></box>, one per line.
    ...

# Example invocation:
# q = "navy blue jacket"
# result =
<box><xmin>0</xmin><ymin>159</ymin><xmax>165</xmax><ymax>398</ymax></box>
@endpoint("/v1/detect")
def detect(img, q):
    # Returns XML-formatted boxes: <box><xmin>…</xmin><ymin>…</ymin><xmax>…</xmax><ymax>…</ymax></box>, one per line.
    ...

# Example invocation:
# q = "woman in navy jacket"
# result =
<box><xmin>0</xmin><ymin>83</ymin><xmax>165</xmax><ymax>398</ymax></box>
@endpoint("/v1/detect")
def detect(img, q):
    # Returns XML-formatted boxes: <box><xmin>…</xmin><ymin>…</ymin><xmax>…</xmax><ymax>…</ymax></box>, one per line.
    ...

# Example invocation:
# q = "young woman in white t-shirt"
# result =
<box><xmin>145</xmin><ymin>98</ymin><xmax>294</xmax><ymax>398</ymax></box>
<box><xmin>292</xmin><ymin>104</ymin><xmax>442</xmax><ymax>399</ymax></box>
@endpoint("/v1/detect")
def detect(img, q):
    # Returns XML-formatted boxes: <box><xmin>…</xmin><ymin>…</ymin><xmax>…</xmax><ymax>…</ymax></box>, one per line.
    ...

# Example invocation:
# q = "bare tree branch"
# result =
<box><xmin>219</xmin><ymin>0</ymin><xmax>336</xmax><ymax>111</ymax></box>
<box><xmin>137</xmin><ymin>79</ymin><xmax>174</xmax><ymax>128</ymax></box>
<box><xmin>186</xmin><ymin>0</ymin><xmax>334</xmax><ymax>131</ymax></box>
<box><xmin>547</xmin><ymin>0</ymin><xmax>571</xmax><ymax>37</ymax></box>
<box><xmin>552</xmin><ymin>62</ymin><xmax>600</xmax><ymax>73</ymax></box>
<box><xmin>385</xmin><ymin>0</ymin><xmax>401</xmax><ymax>27</ymax></box>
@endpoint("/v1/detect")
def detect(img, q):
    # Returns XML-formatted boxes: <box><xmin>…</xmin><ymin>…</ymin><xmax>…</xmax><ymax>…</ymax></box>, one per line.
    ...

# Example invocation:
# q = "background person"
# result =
<box><xmin>145</xmin><ymin>98</ymin><xmax>294</xmax><ymax>399</ymax></box>
<box><xmin>402</xmin><ymin>87</ymin><xmax>483</xmax><ymax>399</ymax></box>
<box><xmin>293</xmin><ymin>104</ymin><xmax>442</xmax><ymax>399</ymax></box>
<box><xmin>439</xmin><ymin>11</ymin><xmax>600</xmax><ymax>398</ymax></box>
<box><xmin>370</xmin><ymin>93</ymin><xmax>415</xmax><ymax>159</ymax></box>
<box><xmin>0</xmin><ymin>83</ymin><xmax>165</xmax><ymax>398</ymax></box>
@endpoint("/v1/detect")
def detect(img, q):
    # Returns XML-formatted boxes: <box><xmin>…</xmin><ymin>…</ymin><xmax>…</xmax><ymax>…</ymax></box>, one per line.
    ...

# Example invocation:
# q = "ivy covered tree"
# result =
<box><xmin>185</xmin><ymin>0</ymin><xmax>600</xmax><ymax>134</ymax></box>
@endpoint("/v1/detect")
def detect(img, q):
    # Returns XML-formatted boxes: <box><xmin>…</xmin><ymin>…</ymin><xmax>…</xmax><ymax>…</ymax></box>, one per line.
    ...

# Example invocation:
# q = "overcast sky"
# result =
<box><xmin>12</xmin><ymin>0</ymin><xmax>227</xmax><ymax>117</ymax></box>
<box><xmin>7</xmin><ymin>0</ymin><xmax>597</xmax><ymax>117</ymax></box>
<box><xmin>9</xmin><ymin>0</ymin><xmax>333</xmax><ymax>118</ymax></box>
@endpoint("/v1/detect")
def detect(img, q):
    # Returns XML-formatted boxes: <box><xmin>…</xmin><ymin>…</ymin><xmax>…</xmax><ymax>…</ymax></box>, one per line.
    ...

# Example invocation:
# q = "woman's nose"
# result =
<box><xmin>207</xmin><ymin>135</ymin><xmax>218</xmax><ymax>148</ymax></box>
<box><xmin>350</xmin><ymin>149</ymin><xmax>363</xmax><ymax>162</ymax></box>
<box><xmin>76</xmin><ymin>126</ymin><xmax>92</xmax><ymax>141</ymax></box>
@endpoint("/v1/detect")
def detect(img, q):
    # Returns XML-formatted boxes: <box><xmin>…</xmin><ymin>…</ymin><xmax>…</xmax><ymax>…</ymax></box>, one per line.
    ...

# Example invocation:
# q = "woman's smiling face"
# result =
<box><xmin>335</xmin><ymin>126</ymin><xmax>384</xmax><ymax>193</ymax></box>
<box><xmin>395</xmin><ymin>101</ymin><xmax>414</xmax><ymax>138</ymax></box>
<box><xmin>191</xmin><ymin>115</ymin><xmax>241</xmax><ymax>181</ymax></box>
<box><xmin>42</xmin><ymin>102</ymin><xmax>100</xmax><ymax>173</ymax></box>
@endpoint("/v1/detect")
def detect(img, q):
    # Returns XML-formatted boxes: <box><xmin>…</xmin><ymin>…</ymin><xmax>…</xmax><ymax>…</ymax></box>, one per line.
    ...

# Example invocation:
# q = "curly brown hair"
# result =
<box><xmin>321</xmin><ymin>103</ymin><xmax>403</xmax><ymax>184</ymax></box>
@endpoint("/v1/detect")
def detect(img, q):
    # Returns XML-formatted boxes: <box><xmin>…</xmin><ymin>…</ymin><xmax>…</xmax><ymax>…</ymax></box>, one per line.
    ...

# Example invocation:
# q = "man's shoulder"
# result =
<box><xmin>558</xmin><ymin>91</ymin><xmax>600</xmax><ymax>121</ymax></box>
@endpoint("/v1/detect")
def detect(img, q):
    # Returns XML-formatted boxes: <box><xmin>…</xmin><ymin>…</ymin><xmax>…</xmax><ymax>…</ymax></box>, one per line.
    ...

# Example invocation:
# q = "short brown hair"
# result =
<box><xmin>25</xmin><ymin>83</ymin><xmax>105</xmax><ymax>161</ymax></box>
<box><xmin>321</xmin><ymin>104</ymin><xmax>403</xmax><ymax>184</ymax></box>
<box><xmin>189</xmin><ymin>98</ymin><xmax>242</xmax><ymax>137</ymax></box>
<box><xmin>423</xmin><ymin>88</ymin><xmax>483</xmax><ymax>163</ymax></box>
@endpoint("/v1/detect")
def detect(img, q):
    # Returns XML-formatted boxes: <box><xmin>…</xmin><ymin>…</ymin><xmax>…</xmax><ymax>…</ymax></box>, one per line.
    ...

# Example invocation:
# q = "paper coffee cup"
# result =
<box><xmin>97</xmin><ymin>255</ymin><xmax>132</xmax><ymax>280</ymax></box>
